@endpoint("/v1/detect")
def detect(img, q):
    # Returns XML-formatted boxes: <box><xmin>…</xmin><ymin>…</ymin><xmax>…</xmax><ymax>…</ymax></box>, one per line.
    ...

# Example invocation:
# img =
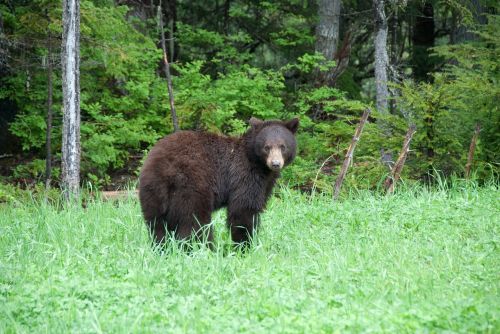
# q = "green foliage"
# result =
<box><xmin>398</xmin><ymin>77</ymin><xmax>466</xmax><ymax>177</ymax></box>
<box><xmin>13</xmin><ymin>159</ymin><xmax>47</xmax><ymax>181</ymax></box>
<box><xmin>283</xmin><ymin>52</ymin><xmax>337</xmax><ymax>73</ymax></box>
<box><xmin>432</xmin><ymin>12</ymin><xmax>500</xmax><ymax>170</ymax></box>
<box><xmin>77</xmin><ymin>1</ymin><xmax>167</xmax><ymax>179</ymax></box>
<box><xmin>280</xmin><ymin>131</ymin><xmax>333</xmax><ymax>192</ymax></box>
<box><xmin>0</xmin><ymin>182</ymin><xmax>23</xmax><ymax>204</ymax></box>
<box><xmin>2</xmin><ymin>1</ymin><xmax>167</xmax><ymax>182</ymax></box>
<box><xmin>174</xmin><ymin>62</ymin><xmax>286</xmax><ymax>133</ymax></box>
<box><xmin>295</xmin><ymin>86</ymin><xmax>366</xmax><ymax>116</ymax></box>
<box><xmin>177</xmin><ymin>23</ymin><xmax>252</xmax><ymax>68</ymax></box>
<box><xmin>335</xmin><ymin>67</ymin><xmax>362</xmax><ymax>100</ymax></box>
<box><xmin>398</xmin><ymin>12</ymin><xmax>500</xmax><ymax>179</ymax></box>
<box><xmin>0</xmin><ymin>181</ymin><xmax>61</xmax><ymax>204</ymax></box>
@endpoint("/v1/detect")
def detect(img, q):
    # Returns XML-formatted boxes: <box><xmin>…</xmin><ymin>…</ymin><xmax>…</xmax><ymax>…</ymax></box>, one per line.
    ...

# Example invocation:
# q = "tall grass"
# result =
<box><xmin>0</xmin><ymin>185</ymin><xmax>499</xmax><ymax>333</ymax></box>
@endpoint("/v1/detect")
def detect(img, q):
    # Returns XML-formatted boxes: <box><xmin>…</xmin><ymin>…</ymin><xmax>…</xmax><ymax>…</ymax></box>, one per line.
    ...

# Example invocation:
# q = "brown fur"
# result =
<box><xmin>138</xmin><ymin>118</ymin><xmax>299</xmax><ymax>247</ymax></box>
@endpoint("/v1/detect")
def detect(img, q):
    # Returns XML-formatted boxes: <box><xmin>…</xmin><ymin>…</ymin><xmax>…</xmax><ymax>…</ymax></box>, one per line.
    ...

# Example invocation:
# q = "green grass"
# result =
<box><xmin>1</xmin><ymin>186</ymin><xmax>499</xmax><ymax>333</ymax></box>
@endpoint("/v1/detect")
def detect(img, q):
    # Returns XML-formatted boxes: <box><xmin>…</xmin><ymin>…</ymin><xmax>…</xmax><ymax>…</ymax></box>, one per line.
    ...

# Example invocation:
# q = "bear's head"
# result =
<box><xmin>247</xmin><ymin>117</ymin><xmax>299</xmax><ymax>172</ymax></box>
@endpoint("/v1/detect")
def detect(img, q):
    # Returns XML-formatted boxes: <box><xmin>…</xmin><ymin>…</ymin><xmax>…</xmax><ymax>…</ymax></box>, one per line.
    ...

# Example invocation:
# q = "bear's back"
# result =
<box><xmin>139</xmin><ymin>131</ymin><xmax>240</xmax><ymax>193</ymax></box>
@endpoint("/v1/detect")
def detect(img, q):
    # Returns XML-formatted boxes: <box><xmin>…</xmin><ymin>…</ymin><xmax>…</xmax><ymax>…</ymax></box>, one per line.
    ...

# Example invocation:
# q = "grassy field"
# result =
<box><xmin>0</xmin><ymin>185</ymin><xmax>499</xmax><ymax>333</ymax></box>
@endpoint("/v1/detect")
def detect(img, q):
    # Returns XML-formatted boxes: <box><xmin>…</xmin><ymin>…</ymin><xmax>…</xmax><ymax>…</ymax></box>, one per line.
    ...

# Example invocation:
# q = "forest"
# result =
<box><xmin>0</xmin><ymin>0</ymin><xmax>498</xmax><ymax>195</ymax></box>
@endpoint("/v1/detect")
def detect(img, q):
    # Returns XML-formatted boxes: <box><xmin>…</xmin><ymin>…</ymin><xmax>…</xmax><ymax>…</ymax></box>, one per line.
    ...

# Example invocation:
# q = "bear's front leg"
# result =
<box><xmin>228</xmin><ymin>208</ymin><xmax>261</xmax><ymax>246</ymax></box>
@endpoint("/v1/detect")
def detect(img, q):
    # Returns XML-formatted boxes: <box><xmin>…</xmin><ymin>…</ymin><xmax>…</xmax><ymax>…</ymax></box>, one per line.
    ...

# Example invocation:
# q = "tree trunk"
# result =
<box><xmin>45</xmin><ymin>30</ymin><xmax>53</xmax><ymax>190</ymax></box>
<box><xmin>373</xmin><ymin>0</ymin><xmax>389</xmax><ymax>117</ymax></box>
<box><xmin>162</xmin><ymin>0</ymin><xmax>178</xmax><ymax>62</ymax></box>
<box><xmin>61</xmin><ymin>0</ymin><xmax>81</xmax><ymax>199</ymax></box>
<box><xmin>389</xmin><ymin>7</ymin><xmax>398</xmax><ymax>67</ymax></box>
<box><xmin>158</xmin><ymin>1</ymin><xmax>179</xmax><ymax>132</ymax></box>
<box><xmin>168</xmin><ymin>18</ymin><xmax>175</xmax><ymax>61</ymax></box>
<box><xmin>389</xmin><ymin>5</ymin><xmax>398</xmax><ymax>114</ymax></box>
<box><xmin>315</xmin><ymin>0</ymin><xmax>341</xmax><ymax>85</ymax></box>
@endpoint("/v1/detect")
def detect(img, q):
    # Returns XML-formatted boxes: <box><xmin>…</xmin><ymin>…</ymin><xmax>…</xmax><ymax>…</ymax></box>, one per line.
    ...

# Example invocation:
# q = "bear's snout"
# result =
<box><xmin>267</xmin><ymin>147</ymin><xmax>284</xmax><ymax>171</ymax></box>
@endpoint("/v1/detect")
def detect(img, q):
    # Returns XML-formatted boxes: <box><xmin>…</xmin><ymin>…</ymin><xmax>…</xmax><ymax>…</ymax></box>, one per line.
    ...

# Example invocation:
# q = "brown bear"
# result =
<box><xmin>138</xmin><ymin>117</ymin><xmax>299</xmax><ymax>247</ymax></box>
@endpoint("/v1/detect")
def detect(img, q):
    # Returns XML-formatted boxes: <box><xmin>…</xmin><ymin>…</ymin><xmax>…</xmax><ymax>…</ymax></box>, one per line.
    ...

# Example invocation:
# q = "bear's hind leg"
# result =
<box><xmin>146</xmin><ymin>217</ymin><xmax>168</xmax><ymax>246</ymax></box>
<box><xmin>167</xmin><ymin>191</ymin><xmax>214</xmax><ymax>246</ymax></box>
<box><xmin>227</xmin><ymin>208</ymin><xmax>261</xmax><ymax>247</ymax></box>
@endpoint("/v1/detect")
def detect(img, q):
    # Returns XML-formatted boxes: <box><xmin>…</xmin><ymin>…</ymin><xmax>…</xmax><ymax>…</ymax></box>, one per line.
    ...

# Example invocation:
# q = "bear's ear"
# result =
<box><xmin>249</xmin><ymin>117</ymin><xmax>264</xmax><ymax>128</ymax></box>
<box><xmin>285</xmin><ymin>118</ymin><xmax>299</xmax><ymax>134</ymax></box>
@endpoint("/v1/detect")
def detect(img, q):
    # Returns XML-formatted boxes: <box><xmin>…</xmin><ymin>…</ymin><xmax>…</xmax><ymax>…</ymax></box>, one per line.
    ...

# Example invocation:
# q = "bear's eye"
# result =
<box><xmin>280</xmin><ymin>144</ymin><xmax>286</xmax><ymax>151</ymax></box>
<box><xmin>264</xmin><ymin>145</ymin><xmax>270</xmax><ymax>152</ymax></box>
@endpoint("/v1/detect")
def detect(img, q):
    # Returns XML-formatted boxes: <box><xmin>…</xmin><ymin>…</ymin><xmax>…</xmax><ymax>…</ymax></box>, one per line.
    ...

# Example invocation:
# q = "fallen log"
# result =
<box><xmin>100</xmin><ymin>190</ymin><xmax>138</xmax><ymax>201</ymax></box>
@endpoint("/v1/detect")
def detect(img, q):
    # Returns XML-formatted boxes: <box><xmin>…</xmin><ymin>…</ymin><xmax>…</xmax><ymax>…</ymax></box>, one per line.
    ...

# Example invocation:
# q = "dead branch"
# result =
<box><xmin>465</xmin><ymin>123</ymin><xmax>481</xmax><ymax>179</ymax></box>
<box><xmin>384</xmin><ymin>124</ymin><xmax>416</xmax><ymax>194</ymax></box>
<box><xmin>333</xmin><ymin>108</ymin><xmax>371</xmax><ymax>200</ymax></box>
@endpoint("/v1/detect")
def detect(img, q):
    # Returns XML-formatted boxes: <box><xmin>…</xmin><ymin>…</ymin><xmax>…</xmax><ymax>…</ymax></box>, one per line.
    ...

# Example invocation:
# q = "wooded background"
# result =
<box><xmin>0</xmin><ymin>0</ymin><xmax>498</xmax><ymax>193</ymax></box>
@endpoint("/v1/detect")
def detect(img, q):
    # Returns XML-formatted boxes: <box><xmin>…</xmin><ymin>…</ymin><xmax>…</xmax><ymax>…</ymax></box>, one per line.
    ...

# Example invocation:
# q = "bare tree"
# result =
<box><xmin>373</xmin><ymin>0</ymin><xmax>389</xmax><ymax>117</ymax></box>
<box><xmin>61</xmin><ymin>0</ymin><xmax>81</xmax><ymax>199</ymax></box>
<box><xmin>388</xmin><ymin>4</ymin><xmax>399</xmax><ymax>114</ymax></box>
<box><xmin>45</xmin><ymin>28</ymin><xmax>53</xmax><ymax>189</ymax></box>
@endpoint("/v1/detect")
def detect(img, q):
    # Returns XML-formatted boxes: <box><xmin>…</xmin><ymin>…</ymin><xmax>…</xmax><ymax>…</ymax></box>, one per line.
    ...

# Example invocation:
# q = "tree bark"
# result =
<box><xmin>158</xmin><ymin>0</ymin><xmax>178</xmax><ymax>62</ymax></box>
<box><xmin>333</xmin><ymin>109</ymin><xmax>371</xmax><ymax>200</ymax></box>
<box><xmin>45</xmin><ymin>30</ymin><xmax>53</xmax><ymax>190</ymax></box>
<box><xmin>168</xmin><ymin>18</ymin><xmax>175</xmax><ymax>61</ymax></box>
<box><xmin>315</xmin><ymin>0</ymin><xmax>341</xmax><ymax>85</ymax></box>
<box><xmin>384</xmin><ymin>124</ymin><xmax>416</xmax><ymax>194</ymax></box>
<box><xmin>465</xmin><ymin>123</ymin><xmax>481</xmax><ymax>179</ymax></box>
<box><xmin>316</xmin><ymin>0</ymin><xmax>341</xmax><ymax>60</ymax></box>
<box><xmin>61</xmin><ymin>0</ymin><xmax>81</xmax><ymax>199</ymax></box>
<box><xmin>389</xmin><ymin>5</ymin><xmax>398</xmax><ymax>114</ymax></box>
<box><xmin>158</xmin><ymin>1</ymin><xmax>179</xmax><ymax>132</ymax></box>
<box><xmin>166</xmin><ymin>0</ymin><xmax>177</xmax><ymax>61</ymax></box>
<box><xmin>373</xmin><ymin>0</ymin><xmax>389</xmax><ymax>117</ymax></box>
